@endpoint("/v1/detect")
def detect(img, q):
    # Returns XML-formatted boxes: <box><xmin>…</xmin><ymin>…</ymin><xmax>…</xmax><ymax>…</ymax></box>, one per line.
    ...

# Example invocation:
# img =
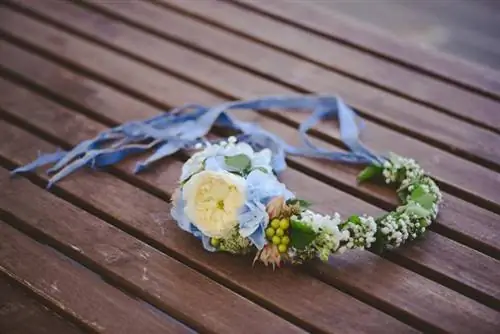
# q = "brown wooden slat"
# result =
<box><xmin>0</xmin><ymin>2</ymin><xmax>496</xmax><ymax>334</ymax></box>
<box><xmin>0</xmin><ymin>75</ymin><xmax>498</xmax><ymax>332</ymax></box>
<box><xmin>0</xmin><ymin>275</ymin><xmax>85</xmax><ymax>334</ymax></box>
<box><xmin>49</xmin><ymin>0</ymin><xmax>500</xmax><ymax>172</ymax></box>
<box><xmin>0</xmin><ymin>168</ymin><xmax>301</xmax><ymax>331</ymax></box>
<box><xmin>14</xmin><ymin>0</ymin><xmax>497</xmax><ymax>259</ymax></box>
<box><xmin>230</xmin><ymin>0</ymin><xmax>500</xmax><ymax>100</ymax></box>
<box><xmin>0</xmin><ymin>6</ymin><xmax>498</xmax><ymax>261</ymax></box>
<box><xmin>2</xmin><ymin>66</ymin><xmax>500</xmax><ymax>313</ymax></box>
<box><xmin>1</xmin><ymin>71</ymin><xmax>499</xmax><ymax>310</ymax></box>
<box><xmin>0</xmin><ymin>166</ymin><xmax>306</xmax><ymax>334</ymax></box>
<box><xmin>0</xmin><ymin>124</ymin><xmax>416</xmax><ymax>334</ymax></box>
<box><xmin>1</xmin><ymin>18</ymin><xmax>499</xmax><ymax>294</ymax></box>
<box><xmin>157</xmin><ymin>0</ymin><xmax>500</xmax><ymax>133</ymax></box>
<box><xmin>0</xmin><ymin>221</ymin><xmax>192</xmax><ymax>334</ymax></box>
<box><xmin>1</xmin><ymin>3</ymin><xmax>498</xmax><ymax>216</ymax></box>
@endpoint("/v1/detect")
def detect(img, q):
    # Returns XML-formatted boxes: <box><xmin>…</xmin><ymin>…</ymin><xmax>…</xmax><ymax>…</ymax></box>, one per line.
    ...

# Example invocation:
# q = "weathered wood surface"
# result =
<box><xmin>0</xmin><ymin>0</ymin><xmax>498</xmax><ymax>333</ymax></box>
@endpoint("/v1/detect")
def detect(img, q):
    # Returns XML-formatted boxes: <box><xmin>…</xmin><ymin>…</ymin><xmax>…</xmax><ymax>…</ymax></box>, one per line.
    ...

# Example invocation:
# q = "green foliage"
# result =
<box><xmin>357</xmin><ymin>164</ymin><xmax>383</xmax><ymax>183</ymax></box>
<box><xmin>290</xmin><ymin>219</ymin><xmax>317</xmax><ymax>250</ymax></box>
<box><xmin>404</xmin><ymin>203</ymin><xmax>430</xmax><ymax>218</ymax></box>
<box><xmin>224</xmin><ymin>154</ymin><xmax>251</xmax><ymax>171</ymax></box>
<box><xmin>410</xmin><ymin>185</ymin><xmax>435</xmax><ymax>210</ymax></box>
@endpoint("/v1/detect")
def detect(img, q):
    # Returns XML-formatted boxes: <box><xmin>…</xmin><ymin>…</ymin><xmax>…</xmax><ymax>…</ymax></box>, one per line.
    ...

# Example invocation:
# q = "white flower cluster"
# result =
<box><xmin>379</xmin><ymin>212</ymin><xmax>429</xmax><ymax>249</ymax></box>
<box><xmin>299</xmin><ymin>210</ymin><xmax>342</xmax><ymax>234</ymax></box>
<box><xmin>293</xmin><ymin>210</ymin><xmax>345</xmax><ymax>261</ymax></box>
<box><xmin>382</xmin><ymin>156</ymin><xmax>424</xmax><ymax>188</ymax></box>
<box><xmin>339</xmin><ymin>215</ymin><xmax>377</xmax><ymax>251</ymax></box>
<box><xmin>181</xmin><ymin>136</ymin><xmax>272</xmax><ymax>182</ymax></box>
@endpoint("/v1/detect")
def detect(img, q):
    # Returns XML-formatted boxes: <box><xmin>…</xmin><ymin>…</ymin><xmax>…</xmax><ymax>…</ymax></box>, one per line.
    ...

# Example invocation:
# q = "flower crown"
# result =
<box><xmin>171</xmin><ymin>136</ymin><xmax>442</xmax><ymax>268</ymax></box>
<box><xmin>11</xmin><ymin>95</ymin><xmax>443</xmax><ymax>269</ymax></box>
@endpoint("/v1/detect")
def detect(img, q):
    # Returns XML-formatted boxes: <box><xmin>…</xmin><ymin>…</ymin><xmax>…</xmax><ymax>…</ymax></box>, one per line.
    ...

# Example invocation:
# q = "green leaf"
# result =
<box><xmin>404</xmin><ymin>203</ymin><xmax>430</xmax><ymax>218</ymax></box>
<box><xmin>224</xmin><ymin>154</ymin><xmax>251</xmax><ymax>171</ymax></box>
<box><xmin>286</xmin><ymin>198</ymin><xmax>312</xmax><ymax>209</ymax></box>
<box><xmin>290</xmin><ymin>219</ymin><xmax>317</xmax><ymax>250</ymax></box>
<box><xmin>410</xmin><ymin>185</ymin><xmax>436</xmax><ymax>210</ymax></box>
<box><xmin>357</xmin><ymin>164</ymin><xmax>383</xmax><ymax>183</ymax></box>
<box><xmin>348</xmin><ymin>215</ymin><xmax>362</xmax><ymax>224</ymax></box>
<box><xmin>410</xmin><ymin>185</ymin><xmax>426</xmax><ymax>200</ymax></box>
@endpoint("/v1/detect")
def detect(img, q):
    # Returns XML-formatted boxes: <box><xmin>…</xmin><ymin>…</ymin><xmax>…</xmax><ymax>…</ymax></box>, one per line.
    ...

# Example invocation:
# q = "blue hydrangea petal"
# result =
<box><xmin>239</xmin><ymin>201</ymin><xmax>268</xmax><ymax>237</ymax></box>
<box><xmin>238</xmin><ymin>201</ymin><xmax>268</xmax><ymax>250</ymax></box>
<box><xmin>247</xmin><ymin>225</ymin><xmax>266</xmax><ymax>250</ymax></box>
<box><xmin>246</xmin><ymin>169</ymin><xmax>294</xmax><ymax>202</ymax></box>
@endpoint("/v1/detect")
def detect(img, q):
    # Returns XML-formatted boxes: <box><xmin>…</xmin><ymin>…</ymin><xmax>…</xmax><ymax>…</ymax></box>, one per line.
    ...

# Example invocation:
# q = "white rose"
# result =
<box><xmin>182</xmin><ymin>170</ymin><xmax>246</xmax><ymax>238</ymax></box>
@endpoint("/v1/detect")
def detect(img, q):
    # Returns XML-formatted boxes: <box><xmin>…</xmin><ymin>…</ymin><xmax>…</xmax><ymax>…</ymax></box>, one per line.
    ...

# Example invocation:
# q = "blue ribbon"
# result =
<box><xmin>11</xmin><ymin>95</ymin><xmax>386</xmax><ymax>187</ymax></box>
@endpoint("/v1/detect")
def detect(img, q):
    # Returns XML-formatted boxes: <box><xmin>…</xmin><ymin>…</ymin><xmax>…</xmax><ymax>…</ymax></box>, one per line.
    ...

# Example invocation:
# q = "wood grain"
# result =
<box><xmin>1</xmin><ymin>73</ymin><xmax>499</xmax><ymax>310</ymax></box>
<box><xmin>0</xmin><ymin>221</ymin><xmax>192</xmax><ymax>334</ymax></box>
<box><xmin>25</xmin><ymin>0</ymin><xmax>500</xmax><ymax>171</ymax></box>
<box><xmin>0</xmin><ymin>79</ymin><xmax>498</xmax><ymax>331</ymax></box>
<box><xmin>0</xmin><ymin>124</ymin><xmax>415</xmax><ymax>332</ymax></box>
<box><xmin>159</xmin><ymin>0</ymin><xmax>500</xmax><ymax>131</ymax></box>
<box><xmin>0</xmin><ymin>171</ymin><xmax>301</xmax><ymax>332</ymax></box>
<box><xmin>1</xmin><ymin>28</ymin><xmax>499</xmax><ymax>300</ymax></box>
<box><xmin>2</xmin><ymin>6</ymin><xmax>497</xmax><ymax>261</ymax></box>
<box><xmin>230</xmin><ymin>0</ymin><xmax>500</xmax><ymax>99</ymax></box>
<box><xmin>0</xmin><ymin>275</ymin><xmax>85</xmax><ymax>334</ymax></box>
<box><xmin>1</xmin><ymin>4</ymin><xmax>498</xmax><ymax>214</ymax></box>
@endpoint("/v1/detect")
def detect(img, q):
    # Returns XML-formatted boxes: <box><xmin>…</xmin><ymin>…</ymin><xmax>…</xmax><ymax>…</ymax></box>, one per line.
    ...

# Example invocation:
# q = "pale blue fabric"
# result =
<box><xmin>11</xmin><ymin>95</ymin><xmax>386</xmax><ymax>187</ymax></box>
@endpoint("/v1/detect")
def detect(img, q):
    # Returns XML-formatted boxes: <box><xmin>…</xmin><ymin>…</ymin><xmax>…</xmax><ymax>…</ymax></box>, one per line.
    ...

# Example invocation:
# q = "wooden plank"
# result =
<box><xmin>158</xmin><ymin>0</ymin><xmax>500</xmax><ymax>132</ymax></box>
<box><xmin>1</xmin><ymin>20</ymin><xmax>499</xmax><ymax>292</ymax></box>
<box><xmin>1</xmin><ymin>72</ymin><xmax>500</xmax><ymax>309</ymax></box>
<box><xmin>0</xmin><ymin>120</ymin><xmax>417</xmax><ymax>332</ymax></box>
<box><xmin>0</xmin><ymin>79</ymin><xmax>499</xmax><ymax>332</ymax></box>
<box><xmin>229</xmin><ymin>0</ymin><xmax>500</xmax><ymax>100</ymax></box>
<box><xmin>0</xmin><ymin>13</ymin><xmax>498</xmax><ymax>259</ymax></box>
<box><xmin>0</xmin><ymin>172</ymin><xmax>301</xmax><ymax>333</ymax></box>
<box><xmin>8</xmin><ymin>2</ymin><xmax>496</xmax><ymax>259</ymax></box>
<box><xmin>0</xmin><ymin>221</ymin><xmax>192</xmax><ymax>334</ymax></box>
<box><xmin>1</xmin><ymin>3</ymin><xmax>499</xmax><ymax>216</ymax></box>
<box><xmin>31</xmin><ymin>0</ymin><xmax>500</xmax><ymax>172</ymax></box>
<box><xmin>0</xmin><ymin>275</ymin><xmax>85</xmax><ymax>334</ymax></box>
<box><xmin>0</xmin><ymin>165</ymin><xmax>307</xmax><ymax>334</ymax></box>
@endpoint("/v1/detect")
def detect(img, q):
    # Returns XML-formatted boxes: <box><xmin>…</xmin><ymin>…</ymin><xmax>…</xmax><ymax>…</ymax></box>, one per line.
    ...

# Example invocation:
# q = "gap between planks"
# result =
<box><xmin>0</xmin><ymin>138</ymin><xmax>420</xmax><ymax>333</ymax></box>
<box><xmin>0</xmin><ymin>29</ymin><xmax>498</xmax><ymax>274</ymax></box>
<box><xmin>226</xmin><ymin>0</ymin><xmax>500</xmax><ymax>101</ymax></box>
<box><xmin>154</xmin><ymin>0</ymin><xmax>500</xmax><ymax>133</ymax></box>
<box><xmin>0</xmin><ymin>27</ymin><xmax>498</xmax><ymax>261</ymax></box>
<box><xmin>0</xmin><ymin>3</ymin><xmax>499</xmax><ymax>217</ymax></box>
<box><xmin>0</xmin><ymin>85</ymin><xmax>499</xmax><ymax>313</ymax></box>
<box><xmin>66</xmin><ymin>0</ymin><xmax>500</xmax><ymax>171</ymax></box>
<box><xmin>0</xmin><ymin>220</ymin><xmax>194</xmax><ymax>334</ymax></box>
<box><xmin>0</xmin><ymin>274</ymin><xmax>87</xmax><ymax>334</ymax></box>
<box><xmin>0</xmin><ymin>72</ymin><xmax>498</xmax><ymax>332</ymax></box>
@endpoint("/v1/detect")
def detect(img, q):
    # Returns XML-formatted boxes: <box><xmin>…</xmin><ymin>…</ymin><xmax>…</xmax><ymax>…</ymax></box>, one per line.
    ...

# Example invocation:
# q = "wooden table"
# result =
<box><xmin>0</xmin><ymin>1</ymin><xmax>499</xmax><ymax>333</ymax></box>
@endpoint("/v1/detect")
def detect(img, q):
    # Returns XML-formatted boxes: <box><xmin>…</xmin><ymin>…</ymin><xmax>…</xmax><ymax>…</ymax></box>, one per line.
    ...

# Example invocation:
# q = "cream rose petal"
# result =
<box><xmin>182</xmin><ymin>170</ymin><xmax>247</xmax><ymax>238</ymax></box>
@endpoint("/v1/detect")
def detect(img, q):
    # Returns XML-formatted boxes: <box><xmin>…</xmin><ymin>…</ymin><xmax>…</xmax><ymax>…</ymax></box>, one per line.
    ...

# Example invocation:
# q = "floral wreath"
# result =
<box><xmin>12</xmin><ymin>95</ymin><xmax>442</xmax><ymax>268</ymax></box>
<box><xmin>172</xmin><ymin>137</ymin><xmax>442</xmax><ymax>268</ymax></box>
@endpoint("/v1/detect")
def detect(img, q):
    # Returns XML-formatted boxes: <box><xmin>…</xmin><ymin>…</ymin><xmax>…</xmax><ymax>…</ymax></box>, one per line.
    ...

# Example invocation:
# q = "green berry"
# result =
<box><xmin>271</xmin><ymin>218</ymin><xmax>280</xmax><ymax>229</ymax></box>
<box><xmin>265</xmin><ymin>227</ymin><xmax>275</xmax><ymax>238</ymax></box>
<box><xmin>210</xmin><ymin>238</ymin><xmax>220</xmax><ymax>247</ymax></box>
<box><xmin>276</xmin><ymin>228</ymin><xmax>284</xmax><ymax>237</ymax></box>
<box><xmin>272</xmin><ymin>236</ymin><xmax>281</xmax><ymax>245</ymax></box>
<box><xmin>279</xmin><ymin>218</ymin><xmax>290</xmax><ymax>230</ymax></box>
<box><xmin>281</xmin><ymin>236</ymin><xmax>290</xmax><ymax>245</ymax></box>
<box><xmin>278</xmin><ymin>244</ymin><xmax>287</xmax><ymax>253</ymax></box>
